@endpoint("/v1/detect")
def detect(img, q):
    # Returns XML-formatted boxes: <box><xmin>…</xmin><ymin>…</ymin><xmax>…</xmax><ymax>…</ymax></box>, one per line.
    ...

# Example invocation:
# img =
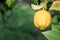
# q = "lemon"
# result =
<box><xmin>34</xmin><ymin>10</ymin><xmax>51</xmax><ymax>30</ymax></box>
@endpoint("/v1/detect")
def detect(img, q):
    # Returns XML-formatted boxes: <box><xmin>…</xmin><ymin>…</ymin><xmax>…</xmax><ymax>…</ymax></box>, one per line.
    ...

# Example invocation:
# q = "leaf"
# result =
<box><xmin>31</xmin><ymin>4</ymin><xmax>44</xmax><ymax>10</ymax></box>
<box><xmin>40</xmin><ymin>1</ymin><xmax>47</xmax><ymax>10</ymax></box>
<box><xmin>30</xmin><ymin>0</ymin><xmax>37</xmax><ymax>4</ymax></box>
<box><xmin>10</xmin><ymin>0</ymin><xmax>16</xmax><ymax>8</ymax></box>
<box><xmin>51</xmin><ymin>24</ymin><xmax>60</xmax><ymax>33</ymax></box>
<box><xmin>49</xmin><ymin>1</ymin><xmax>60</xmax><ymax>11</ymax></box>
<box><xmin>42</xmin><ymin>23</ymin><xmax>60</xmax><ymax>40</ymax></box>
<box><xmin>51</xmin><ymin>15</ymin><xmax>58</xmax><ymax>24</ymax></box>
<box><xmin>42</xmin><ymin>30</ymin><xmax>60</xmax><ymax>40</ymax></box>
<box><xmin>6</xmin><ymin>0</ymin><xmax>16</xmax><ymax>8</ymax></box>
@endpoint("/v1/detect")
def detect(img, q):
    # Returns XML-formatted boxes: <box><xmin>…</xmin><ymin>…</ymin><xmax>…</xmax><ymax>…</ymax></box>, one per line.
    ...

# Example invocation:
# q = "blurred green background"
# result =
<box><xmin>0</xmin><ymin>0</ymin><xmax>60</xmax><ymax>40</ymax></box>
<box><xmin>0</xmin><ymin>2</ymin><xmax>48</xmax><ymax>40</ymax></box>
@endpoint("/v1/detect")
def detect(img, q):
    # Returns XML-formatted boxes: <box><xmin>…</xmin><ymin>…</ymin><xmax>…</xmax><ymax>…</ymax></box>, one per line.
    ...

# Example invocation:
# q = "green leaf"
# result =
<box><xmin>30</xmin><ymin>0</ymin><xmax>37</xmax><ymax>4</ymax></box>
<box><xmin>42</xmin><ymin>30</ymin><xmax>60</xmax><ymax>40</ymax></box>
<box><xmin>40</xmin><ymin>1</ymin><xmax>47</xmax><ymax>10</ymax></box>
<box><xmin>6</xmin><ymin>0</ymin><xmax>16</xmax><ymax>8</ymax></box>
<box><xmin>51</xmin><ymin>15</ymin><xmax>58</xmax><ymax>24</ymax></box>
<box><xmin>42</xmin><ymin>23</ymin><xmax>60</xmax><ymax>40</ymax></box>
<box><xmin>52</xmin><ymin>24</ymin><xmax>60</xmax><ymax>33</ymax></box>
<box><xmin>49</xmin><ymin>1</ymin><xmax>60</xmax><ymax>11</ymax></box>
<box><xmin>10</xmin><ymin>0</ymin><xmax>16</xmax><ymax>8</ymax></box>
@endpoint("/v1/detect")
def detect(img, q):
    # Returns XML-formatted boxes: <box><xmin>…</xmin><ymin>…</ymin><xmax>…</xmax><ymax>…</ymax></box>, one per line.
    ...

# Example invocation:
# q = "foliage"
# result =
<box><xmin>0</xmin><ymin>0</ymin><xmax>60</xmax><ymax>40</ymax></box>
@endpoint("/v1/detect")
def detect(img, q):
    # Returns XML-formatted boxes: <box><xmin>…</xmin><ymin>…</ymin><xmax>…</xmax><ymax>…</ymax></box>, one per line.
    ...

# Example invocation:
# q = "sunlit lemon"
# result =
<box><xmin>34</xmin><ymin>10</ymin><xmax>51</xmax><ymax>30</ymax></box>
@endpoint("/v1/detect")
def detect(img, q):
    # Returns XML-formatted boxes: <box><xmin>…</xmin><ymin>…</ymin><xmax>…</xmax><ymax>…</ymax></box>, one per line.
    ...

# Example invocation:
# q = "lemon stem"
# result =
<box><xmin>43</xmin><ymin>0</ymin><xmax>47</xmax><ymax>10</ymax></box>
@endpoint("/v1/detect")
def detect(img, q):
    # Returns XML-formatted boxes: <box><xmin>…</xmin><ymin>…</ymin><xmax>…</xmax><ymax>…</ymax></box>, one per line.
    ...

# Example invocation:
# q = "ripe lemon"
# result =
<box><xmin>34</xmin><ymin>10</ymin><xmax>51</xmax><ymax>30</ymax></box>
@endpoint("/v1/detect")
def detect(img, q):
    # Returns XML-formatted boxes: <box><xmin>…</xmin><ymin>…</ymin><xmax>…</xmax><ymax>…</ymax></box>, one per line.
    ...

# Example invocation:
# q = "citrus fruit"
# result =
<box><xmin>34</xmin><ymin>10</ymin><xmax>51</xmax><ymax>30</ymax></box>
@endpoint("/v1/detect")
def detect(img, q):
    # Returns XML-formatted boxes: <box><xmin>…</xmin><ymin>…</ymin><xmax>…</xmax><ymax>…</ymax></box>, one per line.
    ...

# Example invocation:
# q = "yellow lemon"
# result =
<box><xmin>34</xmin><ymin>10</ymin><xmax>51</xmax><ymax>30</ymax></box>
